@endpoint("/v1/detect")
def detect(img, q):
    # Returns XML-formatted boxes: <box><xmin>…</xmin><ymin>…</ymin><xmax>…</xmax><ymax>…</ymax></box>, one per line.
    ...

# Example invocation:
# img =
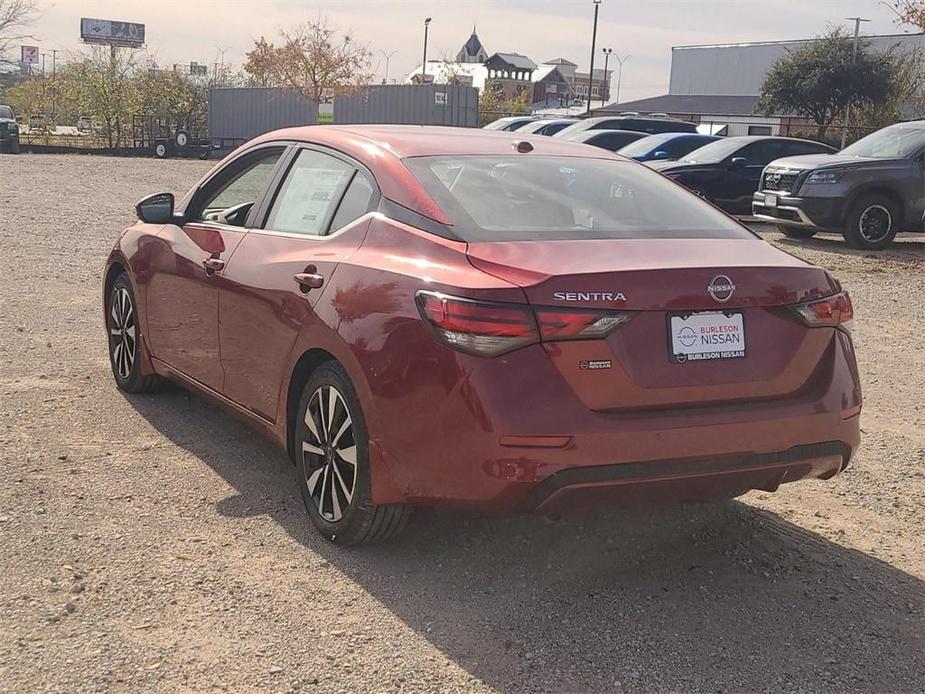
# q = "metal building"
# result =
<box><xmin>669</xmin><ymin>33</ymin><xmax>925</xmax><ymax>97</ymax></box>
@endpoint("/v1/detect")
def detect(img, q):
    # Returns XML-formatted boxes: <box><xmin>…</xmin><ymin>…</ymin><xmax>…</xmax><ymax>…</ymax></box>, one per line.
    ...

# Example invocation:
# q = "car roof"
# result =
<box><xmin>246</xmin><ymin>125</ymin><xmax>624</xmax><ymax>226</ymax></box>
<box><xmin>571</xmin><ymin>128</ymin><xmax>645</xmax><ymax>141</ymax></box>
<box><xmin>251</xmin><ymin>124</ymin><xmax>615</xmax><ymax>158</ymax></box>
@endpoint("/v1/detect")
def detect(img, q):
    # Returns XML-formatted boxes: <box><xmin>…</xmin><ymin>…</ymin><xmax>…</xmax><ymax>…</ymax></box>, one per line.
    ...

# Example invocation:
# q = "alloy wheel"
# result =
<box><xmin>859</xmin><ymin>204</ymin><xmax>891</xmax><ymax>243</ymax></box>
<box><xmin>109</xmin><ymin>287</ymin><xmax>136</xmax><ymax>380</ymax></box>
<box><xmin>302</xmin><ymin>385</ymin><xmax>357</xmax><ymax>522</ymax></box>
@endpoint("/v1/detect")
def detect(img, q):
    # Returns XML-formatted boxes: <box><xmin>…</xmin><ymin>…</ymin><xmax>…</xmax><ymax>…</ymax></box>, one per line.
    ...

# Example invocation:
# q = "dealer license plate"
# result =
<box><xmin>669</xmin><ymin>311</ymin><xmax>746</xmax><ymax>363</ymax></box>
<box><xmin>763</xmin><ymin>193</ymin><xmax>778</xmax><ymax>207</ymax></box>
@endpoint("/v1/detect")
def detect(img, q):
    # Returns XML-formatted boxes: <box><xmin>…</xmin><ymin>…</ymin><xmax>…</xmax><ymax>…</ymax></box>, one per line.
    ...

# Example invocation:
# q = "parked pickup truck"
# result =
<box><xmin>752</xmin><ymin>121</ymin><xmax>925</xmax><ymax>249</ymax></box>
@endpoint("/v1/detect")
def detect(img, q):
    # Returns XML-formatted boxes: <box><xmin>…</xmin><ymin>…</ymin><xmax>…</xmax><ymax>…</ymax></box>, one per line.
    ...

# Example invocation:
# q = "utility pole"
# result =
<box><xmin>421</xmin><ymin>18</ymin><xmax>432</xmax><ymax>82</ymax></box>
<box><xmin>51</xmin><ymin>50</ymin><xmax>59</xmax><ymax>118</ymax></box>
<box><xmin>601</xmin><ymin>48</ymin><xmax>612</xmax><ymax>107</ymax></box>
<box><xmin>613</xmin><ymin>54</ymin><xmax>630</xmax><ymax>107</ymax></box>
<box><xmin>380</xmin><ymin>49</ymin><xmax>398</xmax><ymax>84</ymax></box>
<box><xmin>586</xmin><ymin>0</ymin><xmax>602</xmax><ymax>115</ymax></box>
<box><xmin>841</xmin><ymin>16</ymin><xmax>870</xmax><ymax>149</ymax></box>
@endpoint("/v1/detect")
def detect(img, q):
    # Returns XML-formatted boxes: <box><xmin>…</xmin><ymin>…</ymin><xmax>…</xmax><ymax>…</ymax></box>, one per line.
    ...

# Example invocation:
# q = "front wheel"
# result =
<box><xmin>107</xmin><ymin>275</ymin><xmax>161</xmax><ymax>393</ymax></box>
<box><xmin>296</xmin><ymin>361</ymin><xmax>411</xmax><ymax>545</ymax></box>
<box><xmin>844</xmin><ymin>195</ymin><xmax>899</xmax><ymax>250</ymax></box>
<box><xmin>777</xmin><ymin>225</ymin><xmax>816</xmax><ymax>239</ymax></box>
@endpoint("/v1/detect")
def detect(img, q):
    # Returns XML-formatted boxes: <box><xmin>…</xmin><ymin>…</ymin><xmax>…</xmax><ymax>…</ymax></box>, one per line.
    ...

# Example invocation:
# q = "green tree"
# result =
<box><xmin>243</xmin><ymin>17</ymin><xmax>372</xmax><ymax>104</ymax></box>
<box><xmin>757</xmin><ymin>29</ymin><xmax>902</xmax><ymax>138</ymax></box>
<box><xmin>479</xmin><ymin>87</ymin><xmax>531</xmax><ymax>126</ymax></box>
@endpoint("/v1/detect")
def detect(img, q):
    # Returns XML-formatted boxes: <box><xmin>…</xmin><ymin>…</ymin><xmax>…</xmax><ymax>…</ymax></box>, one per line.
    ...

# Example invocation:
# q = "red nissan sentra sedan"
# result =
<box><xmin>103</xmin><ymin>125</ymin><xmax>861</xmax><ymax>544</ymax></box>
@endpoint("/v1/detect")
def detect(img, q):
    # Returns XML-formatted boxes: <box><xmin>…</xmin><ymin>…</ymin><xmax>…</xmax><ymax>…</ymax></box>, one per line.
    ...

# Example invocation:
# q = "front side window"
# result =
<box><xmin>265</xmin><ymin>150</ymin><xmax>355</xmax><ymax>236</ymax></box>
<box><xmin>404</xmin><ymin>155</ymin><xmax>752</xmax><ymax>242</ymax></box>
<box><xmin>196</xmin><ymin>148</ymin><xmax>284</xmax><ymax>226</ymax></box>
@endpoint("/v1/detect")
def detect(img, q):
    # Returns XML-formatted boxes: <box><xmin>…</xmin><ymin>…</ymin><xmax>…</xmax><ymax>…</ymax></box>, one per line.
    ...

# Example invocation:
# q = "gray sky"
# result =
<box><xmin>28</xmin><ymin>0</ymin><xmax>914</xmax><ymax>101</ymax></box>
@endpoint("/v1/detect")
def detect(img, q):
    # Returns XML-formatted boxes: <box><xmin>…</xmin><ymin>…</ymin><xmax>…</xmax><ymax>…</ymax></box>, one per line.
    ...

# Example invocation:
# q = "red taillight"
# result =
<box><xmin>535</xmin><ymin>308</ymin><xmax>632</xmax><ymax>341</ymax></box>
<box><xmin>416</xmin><ymin>292</ymin><xmax>539</xmax><ymax>356</ymax></box>
<box><xmin>417</xmin><ymin>291</ymin><xmax>634</xmax><ymax>357</ymax></box>
<box><xmin>790</xmin><ymin>291</ymin><xmax>853</xmax><ymax>330</ymax></box>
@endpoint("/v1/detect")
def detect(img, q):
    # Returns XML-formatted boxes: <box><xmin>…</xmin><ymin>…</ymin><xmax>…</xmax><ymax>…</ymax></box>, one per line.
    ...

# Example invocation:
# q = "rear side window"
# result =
<box><xmin>329</xmin><ymin>173</ymin><xmax>375</xmax><ymax>232</ymax></box>
<box><xmin>404</xmin><ymin>155</ymin><xmax>752</xmax><ymax>242</ymax></box>
<box><xmin>265</xmin><ymin>149</ymin><xmax>354</xmax><ymax>236</ymax></box>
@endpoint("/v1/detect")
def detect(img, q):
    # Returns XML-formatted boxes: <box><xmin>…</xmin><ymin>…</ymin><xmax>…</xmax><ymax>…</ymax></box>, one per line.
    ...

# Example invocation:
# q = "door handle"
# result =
<box><xmin>202</xmin><ymin>257</ymin><xmax>225</xmax><ymax>273</ymax></box>
<box><xmin>294</xmin><ymin>265</ymin><xmax>324</xmax><ymax>292</ymax></box>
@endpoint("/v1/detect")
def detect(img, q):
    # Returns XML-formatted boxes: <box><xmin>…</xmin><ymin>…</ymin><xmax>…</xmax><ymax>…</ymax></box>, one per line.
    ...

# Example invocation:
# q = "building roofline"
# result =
<box><xmin>673</xmin><ymin>31</ymin><xmax>924</xmax><ymax>50</ymax></box>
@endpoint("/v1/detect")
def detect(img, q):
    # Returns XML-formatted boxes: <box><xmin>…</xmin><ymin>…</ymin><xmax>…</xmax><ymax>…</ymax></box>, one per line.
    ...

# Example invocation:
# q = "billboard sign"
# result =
<box><xmin>80</xmin><ymin>18</ymin><xmax>145</xmax><ymax>48</ymax></box>
<box><xmin>21</xmin><ymin>46</ymin><xmax>39</xmax><ymax>64</ymax></box>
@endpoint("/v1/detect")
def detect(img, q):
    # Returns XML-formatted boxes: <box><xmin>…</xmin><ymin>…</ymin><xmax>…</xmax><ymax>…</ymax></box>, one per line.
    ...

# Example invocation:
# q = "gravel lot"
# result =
<box><xmin>0</xmin><ymin>154</ymin><xmax>923</xmax><ymax>693</ymax></box>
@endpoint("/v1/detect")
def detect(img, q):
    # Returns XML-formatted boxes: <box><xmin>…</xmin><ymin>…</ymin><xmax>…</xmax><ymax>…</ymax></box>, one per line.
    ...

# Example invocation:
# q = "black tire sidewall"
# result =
<box><xmin>295</xmin><ymin>361</ymin><xmax>373</xmax><ymax>543</ymax></box>
<box><xmin>845</xmin><ymin>195</ymin><xmax>899</xmax><ymax>250</ymax></box>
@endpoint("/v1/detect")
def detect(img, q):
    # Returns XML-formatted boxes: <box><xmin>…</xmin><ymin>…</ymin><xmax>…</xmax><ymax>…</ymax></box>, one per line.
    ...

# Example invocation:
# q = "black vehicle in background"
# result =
<box><xmin>516</xmin><ymin>118</ymin><xmax>579</xmax><ymax>136</ymax></box>
<box><xmin>560</xmin><ymin>129</ymin><xmax>647</xmax><ymax>152</ymax></box>
<box><xmin>554</xmin><ymin>115</ymin><xmax>698</xmax><ymax>139</ymax></box>
<box><xmin>0</xmin><ymin>105</ymin><xmax>20</xmax><ymax>154</ymax></box>
<box><xmin>648</xmin><ymin>136</ymin><xmax>836</xmax><ymax>215</ymax></box>
<box><xmin>753</xmin><ymin>121</ymin><xmax>925</xmax><ymax>249</ymax></box>
<box><xmin>482</xmin><ymin>116</ymin><xmax>540</xmax><ymax>131</ymax></box>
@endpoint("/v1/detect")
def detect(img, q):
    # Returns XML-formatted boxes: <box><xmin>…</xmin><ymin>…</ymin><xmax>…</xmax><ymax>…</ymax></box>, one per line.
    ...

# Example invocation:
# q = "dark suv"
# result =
<box><xmin>753</xmin><ymin>121</ymin><xmax>925</xmax><ymax>249</ymax></box>
<box><xmin>0</xmin><ymin>104</ymin><xmax>20</xmax><ymax>154</ymax></box>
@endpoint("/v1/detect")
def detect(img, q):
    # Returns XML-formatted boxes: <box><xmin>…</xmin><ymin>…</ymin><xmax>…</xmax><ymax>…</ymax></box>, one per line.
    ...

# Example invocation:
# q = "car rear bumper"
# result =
<box><xmin>372</xmin><ymin>332</ymin><xmax>862</xmax><ymax>511</ymax></box>
<box><xmin>752</xmin><ymin>192</ymin><xmax>844</xmax><ymax>229</ymax></box>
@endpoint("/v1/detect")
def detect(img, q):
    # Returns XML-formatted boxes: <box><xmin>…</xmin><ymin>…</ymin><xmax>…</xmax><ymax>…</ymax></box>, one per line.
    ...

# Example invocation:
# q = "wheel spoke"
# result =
<box><xmin>319</xmin><ymin>464</ymin><xmax>331</xmax><ymax>517</ymax></box>
<box><xmin>331</xmin><ymin>413</ymin><xmax>352</xmax><ymax>448</ymax></box>
<box><xmin>337</xmin><ymin>445</ymin><xmax>357</xmax><ymax>466</ymax></box>
<box><xmin>111</xmin><ymin>303</ymin><xmax>120</xmax><ymax>328</ymax></box>
<box><xmin>301</xmin><ymin>441</ymin><xmax>324</xmax><ymax>456</ymax></box>
<box><xmin>332</xmin><ymin>460</ymin><xmax>354</xmax><ymax>504</ymax></box>
<box><xmin>304</xmin><ymin>403</ymin><xmax>323</xmax><ymax>445</ymax></box>
<box><xmin>305</xmin><ymin>465</ymin><xmax>323</xmax><ymax>495</ymax></box>
<box><xmin>329</xmin><ymin>468</ymin><xmax>342</xmax><ymax>520</ymax></box>
<box><xmin>125</xmin><ymin>324</ymin><xmax>136</xmax><ymax>340</ymax></box>
<box><xmin>327</xmin><ymin>388</ymin><xmax>340</xmax><ymax>437</ymax></box>
<box><xmin>113</xmin><ymin>341</ymin><xmax>123</xmax><ymax>370</ymax></box>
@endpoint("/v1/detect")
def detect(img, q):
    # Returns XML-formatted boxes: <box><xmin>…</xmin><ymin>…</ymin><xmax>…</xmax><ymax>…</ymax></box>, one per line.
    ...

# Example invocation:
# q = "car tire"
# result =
<box><xmin>107</xmin><ymin>274</ymin><xmax>161</xmax><ymax>393</ymax></box>
<box><xmin>777</xmin><ymin>225</ymin><xmax>816</xmax><ymax>239</ymax></box>
<box><xmin>9</xmin><ymin>136</ymin><xmax>20</xmax><ymax>154</ymax></box>
<box><xmin>844</xmin><ymin>194</ymin><xmax>899</xmax><ymax>250</ymax></box>
<box><xmin>295</xmin><ymin>361</ymin><xmax>411</xmax><ymax>545</ymax></box>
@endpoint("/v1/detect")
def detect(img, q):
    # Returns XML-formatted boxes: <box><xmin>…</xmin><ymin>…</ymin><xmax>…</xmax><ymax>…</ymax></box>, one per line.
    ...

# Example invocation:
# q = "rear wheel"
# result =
<box><xmin>777</xmin><ymin>225</ymin><xmax>816</xmax><ymax>239</ymax></box>
<box><xmin>296</xmin><ymin>361</ymin><xmax>411</xmax><ymax>545</ymax></box>
<box><xmin>844</xmin><ymin>194</ymin><xmax>899</xmax><ymax>250</ymax></box>
<box><xmin>154</xmin><ymin>142</ymin><xmax>168</xmax><ymax>159</ymax></box>
<box><xmin>107</xmin><ymin>275</ymin><xmax>161</xmax><ymax>393</ymax></box>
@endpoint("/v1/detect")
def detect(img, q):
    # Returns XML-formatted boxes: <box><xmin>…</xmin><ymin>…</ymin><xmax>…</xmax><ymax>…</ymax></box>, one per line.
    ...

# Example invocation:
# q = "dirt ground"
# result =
<box><xmin>0</xmin><ymin>154</ymin><xmax>923</xmax><ymax>693</ymax></box>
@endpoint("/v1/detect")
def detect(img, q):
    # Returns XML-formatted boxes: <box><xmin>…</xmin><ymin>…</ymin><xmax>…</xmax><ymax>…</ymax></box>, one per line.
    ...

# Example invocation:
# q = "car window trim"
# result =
<box><xmin>183</xmin><ymin>141</ymin><xmax>293</xmax><ymax>226</ymax></box>
<box><xmin>253</xmin><ymin>141</ymin><xmax>382</xmax><ymax>238</ymax></box>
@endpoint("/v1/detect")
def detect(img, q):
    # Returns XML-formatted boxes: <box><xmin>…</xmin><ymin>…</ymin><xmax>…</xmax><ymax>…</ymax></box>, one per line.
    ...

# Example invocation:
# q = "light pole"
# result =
<box><xmin>841</xmin><ymin>16</ymin><xmax>870</xmax><ymax>148</ymax></box>
<box><xmin>421</xmin><ymin>17</ymin><xmax>432</xmax><ymax>83</ymax></box>
<box><xmin>613</xmin><ymin>54</ymin><xmax>630</xmax><ymax>107</ymax></box>
<box><xmin>601</xmin><ymin>47</ymin><xmax>612</xmax><ymax>107</ymax></box>
<box><xmin>380</xmin><ymin>49</ymin><xmax>398</xmax><ymax>84</ymax></box>
<box><xmin>586</xmin><ymin>0</ymin><xmax>602</xmax><ymax>115</ymax></box>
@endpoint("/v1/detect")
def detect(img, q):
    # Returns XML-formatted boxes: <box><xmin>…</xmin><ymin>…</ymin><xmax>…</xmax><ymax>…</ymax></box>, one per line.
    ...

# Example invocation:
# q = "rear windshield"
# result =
<box><xmin>404</xmin><ymin>155</ymin><xmax>753</xmax><ymax>242</ymax></box>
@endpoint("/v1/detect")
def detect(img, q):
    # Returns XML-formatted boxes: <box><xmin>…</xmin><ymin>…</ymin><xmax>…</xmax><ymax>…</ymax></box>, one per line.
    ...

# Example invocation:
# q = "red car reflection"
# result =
<box><xmin>103</xmin><ymin>126</ymin><xmax>861</xmax><ymax>544</ymax></box>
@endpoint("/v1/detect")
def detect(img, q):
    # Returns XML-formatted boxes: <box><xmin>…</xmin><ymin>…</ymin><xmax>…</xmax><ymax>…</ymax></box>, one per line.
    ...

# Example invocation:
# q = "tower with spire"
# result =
<box><xmin>456</xmin><ymin>24</ymin><xmax>488</xmax><ymax>63</ymax></box>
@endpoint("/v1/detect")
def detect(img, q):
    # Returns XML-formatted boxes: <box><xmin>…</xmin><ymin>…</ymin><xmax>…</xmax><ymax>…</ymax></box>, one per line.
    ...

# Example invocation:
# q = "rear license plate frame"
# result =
<box><xmin>668</xmin><ymin>310</ymin><xmax>747</xmax><ymax>364</ymax></box>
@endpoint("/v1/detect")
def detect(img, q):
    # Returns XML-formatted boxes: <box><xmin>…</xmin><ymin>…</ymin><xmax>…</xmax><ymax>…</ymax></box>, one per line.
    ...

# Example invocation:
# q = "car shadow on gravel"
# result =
<box><xmin>747</xmin><ymin>224</ymin><xmax>925</xmax><ymax>263</ymax></box>
<box><xmin>127</xmin><ymin>389</ymin><xmax>924</xmax><ymax>693</ymax></box>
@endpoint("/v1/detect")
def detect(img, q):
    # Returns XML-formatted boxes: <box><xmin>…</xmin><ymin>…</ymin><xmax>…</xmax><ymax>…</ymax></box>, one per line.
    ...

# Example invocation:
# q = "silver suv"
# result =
<box><xmin>753</xmin><ymin>121</ymin><xmax>925</xmax><ymax>249</ymax></box>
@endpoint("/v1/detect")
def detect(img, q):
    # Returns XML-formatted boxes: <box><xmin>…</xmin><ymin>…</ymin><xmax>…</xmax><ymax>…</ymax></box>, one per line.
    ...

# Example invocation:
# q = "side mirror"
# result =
<box><xmin>652</xmin><ymin>150</ymin><xmax>670</xmax><ymax>160</ymax></box>
<box><xmin>135</xmin><ymin>192</ymin><xmax>178</xmax><ymax>224</ymax></box>
<box><xmin>729</xmin><ymin>156</ymin><xmax>748</xmax><ymax>169</ymax></box>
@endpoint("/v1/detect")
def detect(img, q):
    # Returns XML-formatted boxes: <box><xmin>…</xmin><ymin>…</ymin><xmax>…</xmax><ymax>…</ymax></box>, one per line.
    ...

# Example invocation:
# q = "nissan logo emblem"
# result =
<box><xmin>708</xmin><ymin>275</ymin><xmax>735</xmax><ymax>303</ymax></box>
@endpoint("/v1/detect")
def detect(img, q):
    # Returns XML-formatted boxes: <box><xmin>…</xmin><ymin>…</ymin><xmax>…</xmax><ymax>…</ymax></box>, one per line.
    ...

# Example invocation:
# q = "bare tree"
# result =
<box><xmin>0</xmin><ymin>0</ymin><xmax>40</xmax><ymax>66</ymax></box>
<box><xmin>244</xmin><ymin>17</ymin><xmax>372</xmax><ymax>104</ymax></box>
